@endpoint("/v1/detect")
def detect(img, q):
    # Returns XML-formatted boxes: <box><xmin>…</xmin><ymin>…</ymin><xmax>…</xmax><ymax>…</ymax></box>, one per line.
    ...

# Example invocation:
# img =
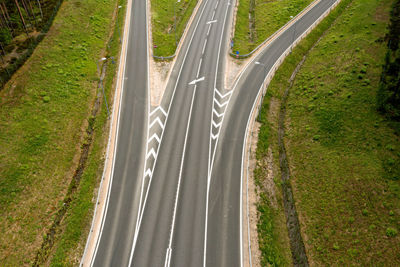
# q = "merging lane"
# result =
<box><xmin>207</xmin><ymin>0</ymin><xmax>338</xmax><ymax>266</ymax></box>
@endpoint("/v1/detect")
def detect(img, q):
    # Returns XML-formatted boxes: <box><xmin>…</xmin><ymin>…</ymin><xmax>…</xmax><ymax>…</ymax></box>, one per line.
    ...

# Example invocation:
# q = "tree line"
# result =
<box><xmin>0</xmin><ymin>0</ymin><xmax>64</xmax><ymax>52</ymax></box>
<box><xmin>377</xmin><ymin>0</ymin><xmax>400</xmax><ymax>121</ymax></box>
<box><xmin>0</xmin><ymin>0</ymin><xmax>62</xmax><ymax>89</ymax></box>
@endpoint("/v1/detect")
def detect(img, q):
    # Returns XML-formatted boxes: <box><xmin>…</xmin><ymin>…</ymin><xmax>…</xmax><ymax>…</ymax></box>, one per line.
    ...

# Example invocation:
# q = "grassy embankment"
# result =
<box><xmin>0</xmin><ymin>0</ymin><xmax>123</xmax><ymax>265</ymax></box>
<box><xmin>47</xmin><ymin>0</ymin><xmax>127</xmax><ymax>265</ymax></box>
<box><xmin>151</xmin><ymin>0</ymin><xmax>198</xmax><ymax>57</ymax></box>
<box><xmin>232</xmin><ymin>0</ymin><xmax>313</xmax><ymax>55</ymax></box>
<box><xmin>256</xmin><ymin>0</ymin><xmax>400</xmax><ymax>265</ymax></box>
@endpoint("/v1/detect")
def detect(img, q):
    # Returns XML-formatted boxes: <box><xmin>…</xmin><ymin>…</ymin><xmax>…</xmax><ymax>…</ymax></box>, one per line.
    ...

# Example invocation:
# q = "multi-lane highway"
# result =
<box><xmin>84</xmin><ymin>0</ymin><xmax>339</xmax><ymax>266</ymax></box>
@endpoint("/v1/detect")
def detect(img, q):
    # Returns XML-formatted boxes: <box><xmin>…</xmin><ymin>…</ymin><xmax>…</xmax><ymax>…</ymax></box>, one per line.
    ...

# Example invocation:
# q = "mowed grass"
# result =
<box><xmin>0</xmin><ymin>0</ymin><xmax>118</xmax><ymax>265</ymax></box>
<box><xmin>260</xmin><ymin>0</ymin><xmax>400</xmax><ymax>265</ymax></box>
<box><xmin>151</xmin><ymin>0</ymin><xmax>198</xmax><ymax>57</ymax></box>
<box><xmin>232</xmin><ymin>0</ymin><xmax>313</xmax><ymax>55</ymax></box>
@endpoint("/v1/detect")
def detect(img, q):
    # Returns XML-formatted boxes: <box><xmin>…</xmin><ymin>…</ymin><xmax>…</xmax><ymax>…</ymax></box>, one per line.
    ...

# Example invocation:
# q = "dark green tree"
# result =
<box><xmin>377</xmin><ymin>0</ymin><xmax>400</xmax><ymax>120</ymax></box>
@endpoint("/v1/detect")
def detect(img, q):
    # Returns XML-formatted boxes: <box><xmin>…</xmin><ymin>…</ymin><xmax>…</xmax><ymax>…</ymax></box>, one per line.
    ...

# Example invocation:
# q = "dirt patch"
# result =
<box><xmin>149</xmin><ymin>59</ymin><xmax>173</xmax><ymax>106</ymax></box>
<box><xmin>374</xmin><ymin>1</ymin><xmax>390</xmax><ymax>22</ymax></box>
<box><xmin>263</xmin><ymin>147</ymin><xmax>277</xmax><ymax>208</ymax></box>
<box><xmin>225</xmin><ymin>54</ymin><xmax>250</xmax><ymax>90</ymax></box>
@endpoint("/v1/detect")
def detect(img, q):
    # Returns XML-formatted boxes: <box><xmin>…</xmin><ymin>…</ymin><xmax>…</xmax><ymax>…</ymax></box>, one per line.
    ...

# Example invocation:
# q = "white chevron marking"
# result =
<box><xmin>146</xmin><ymin>148</ymin><xmax>157</xmax><ymax>160</ymax></box>
<box><xmin>150</xmin><ymin>106</ymin><xmax>167</xmax><ymax>117</ymax></box>
<box><xmin>213</xmin><ymin>109</ymin><xmax>224</xmax><ymax>118</ymax></box>
<box><xmin>215</xmin><ymin>88</ymin><xmax>232</xmax><ymax>99</ymax></box>
<box><xmin>214</xmin><ymin>98</ymin><xmax>228</xmax><ymax>108</ymax></box>
<box><xmin>144</xmin><ymin>168</ymin><xmax>152</xmax><ymax>178</ymax></box>
<box><xmin>211</xmin><ymin>132</ymin><xmax>218</xmax><ymax>140</ymax></box>
<box><xmin>149</xmin><ymin>117</ymin><xmax>164</xmax><ymax>130</ymax></box>
<box><xmin>148</xmin><ymin>133</ymin><xmax>161</xmax><ymax>144</ymax></box>
<box><xmin>212</xmin><ymin>120</ymin><xmax>222</xmax><ymax>128</ymax></box>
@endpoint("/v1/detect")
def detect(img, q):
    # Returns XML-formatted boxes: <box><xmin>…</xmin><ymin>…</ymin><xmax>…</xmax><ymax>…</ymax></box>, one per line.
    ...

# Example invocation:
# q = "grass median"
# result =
<box><xmin>0</xmin><ymin>0</ymin><xmax>122</xmax><ymax>265</ymax></box>
<box><xmin>151</xmin><ymin>0</ymin><xmax>198</xmax><ymax>57</ymax></box>
<box><xmin>256</xmin><ymin>0</ymin><xmax>400</xmax><ymax>265</ymax></box>
<box><xmin>232</xmin><ymin>0</ymin><xmax>314</xmax><ymax>55</ymax></box>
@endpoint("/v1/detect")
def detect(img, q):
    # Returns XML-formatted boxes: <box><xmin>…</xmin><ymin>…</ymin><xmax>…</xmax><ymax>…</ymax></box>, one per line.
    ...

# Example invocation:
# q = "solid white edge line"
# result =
<box><xmin>83</xmin><ymin>0</ymin><xmax>133</xmax><ymax>265</ymax></box>
<box><xmin>128</xmin><ymin>0</ymin><xmax>213</xmax><ymax>262</ymax></box>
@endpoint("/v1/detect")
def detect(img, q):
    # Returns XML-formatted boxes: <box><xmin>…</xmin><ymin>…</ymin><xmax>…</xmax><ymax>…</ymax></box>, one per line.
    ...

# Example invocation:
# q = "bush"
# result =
<box><xmin>386</xmin><ymin>227</ymin><xmax>398</xmax><ymax>237</ymax></box>
<box><xmin>0</xmin><ymin>28</ymin><xmax>12</xmax><ymax>45</ymax></box>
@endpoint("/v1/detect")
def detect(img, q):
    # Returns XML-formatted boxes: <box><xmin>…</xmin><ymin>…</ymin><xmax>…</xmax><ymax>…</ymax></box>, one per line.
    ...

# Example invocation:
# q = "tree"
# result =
<box><xmin>377</xmin><ymin>0</ymin><xmax>400</xmax><ymax>120</ymax></box>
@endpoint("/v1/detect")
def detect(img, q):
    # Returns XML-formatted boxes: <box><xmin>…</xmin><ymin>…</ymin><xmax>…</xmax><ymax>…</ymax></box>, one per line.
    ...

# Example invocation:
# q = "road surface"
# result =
<box><xmin>88</xmin><ymin>0</ymin><xmax>339</xmax><ymax>266</ymax></box>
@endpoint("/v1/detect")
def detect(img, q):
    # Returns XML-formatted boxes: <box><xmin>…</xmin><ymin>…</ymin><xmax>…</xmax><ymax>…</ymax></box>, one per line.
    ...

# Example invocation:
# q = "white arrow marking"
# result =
<box><xmin>150</xmin><ymin>106</ymin><xmax>167</xmax><ymax>117</ymax></box>
<box><xmin>148</xmin><ymin>133</ymin><xmax>161</xmax><ymax>144</ymax></box>
<box><xmin>213</xmin><ymin>109</ymin><xmax>224</xmax><ymax>118</ymax></box>
<box><xmin>144</xmin><ymin>168</ymin><xmax>152</xmax><ymax>178</ymax></box>
<box><xmin>188</xmin><ymin>76</ymin><xmax>205</xmax><ymax>85</ymax></box>
<box><xmin>149</xmin><ymin>117</ymin><xmax>164</xmax><ymax>129</ymax></box>
<box><xmin>214</xmin><ymin>98</ymin><xmax>228</xmax><ymax>108</ymax></box>
<box><xmin>206</xmin><ymin>19</ymin><xmax>217</xmax><ymax>24</ymax></box>
<box><xmin>146</xmin><ymin>148</ymin><xmax>157</xmax><ymax>160</ymax></box>
<box><xmin>212</xmin><ymin>120</ymin><xmax>222</xmax><ymax>128</ymax></box>
<box><xmin>215</xmin><ymin>88</ymin><xmax>232</xmax><ymax>99</ymax></box>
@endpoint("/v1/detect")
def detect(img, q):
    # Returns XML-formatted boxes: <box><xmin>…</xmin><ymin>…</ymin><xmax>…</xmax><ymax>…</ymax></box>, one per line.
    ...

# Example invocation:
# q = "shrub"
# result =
<box><xmin>386</xmin><ymin>227</ymin><xmax>398</xmax><ymax>237</ymax></box>
<box><xmin>0</xmin><ymin>28</ymin><xmax>12</xmax><ymax>45</ymax></box>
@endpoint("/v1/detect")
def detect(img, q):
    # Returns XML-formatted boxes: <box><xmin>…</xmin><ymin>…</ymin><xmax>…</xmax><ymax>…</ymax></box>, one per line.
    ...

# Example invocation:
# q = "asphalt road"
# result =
<box><xmin>89</xmin><ymin>0</ymin><xmax>338</xmax><ymax>266</ymax></box>
<box><xmin>91</xmin><ymin>0</ymin><xmax>148</xmax><ymax>265</ymax></box>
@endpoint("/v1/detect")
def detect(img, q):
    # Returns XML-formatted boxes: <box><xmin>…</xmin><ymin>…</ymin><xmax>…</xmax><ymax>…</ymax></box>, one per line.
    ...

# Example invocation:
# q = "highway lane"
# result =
<box><xmin>207</xmin><ymin>0</ymin><xmax>338</xmax><ymax>266</ymax></box>
<box><xmin>90</xmin><ymin>0</ymin><xmax>149</xmax><ymax>264</ymax></box>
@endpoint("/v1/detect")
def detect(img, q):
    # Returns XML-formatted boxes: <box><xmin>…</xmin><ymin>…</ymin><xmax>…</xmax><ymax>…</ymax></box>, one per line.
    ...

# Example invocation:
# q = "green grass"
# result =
<box><xmin>257</xmin><ymin>0</ymin><xmax>400</xmax><ymax>265</ymax></box>
<box><xmin>232</xmin><ymin>0</ymin><xmax>313</xmax><ymax>55</ymax></box>
<box><xmin>48</xmin><ymin>1</ymin><xmax>127</xmax><ymax>264</ymax></box>
<box><xmin>253</xmin><ymin>92</ymin><xmax>293</xmax><ymax>266</ymax></box>
<box><xmin>151</xmin><ymin>0</ymin><xmax>198</xmax><ymax>57</ymax></box>
<box><xmin>0</xmin><ymin>0</ymin><xmax>119</xmax><ymax>265</ymax></box>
